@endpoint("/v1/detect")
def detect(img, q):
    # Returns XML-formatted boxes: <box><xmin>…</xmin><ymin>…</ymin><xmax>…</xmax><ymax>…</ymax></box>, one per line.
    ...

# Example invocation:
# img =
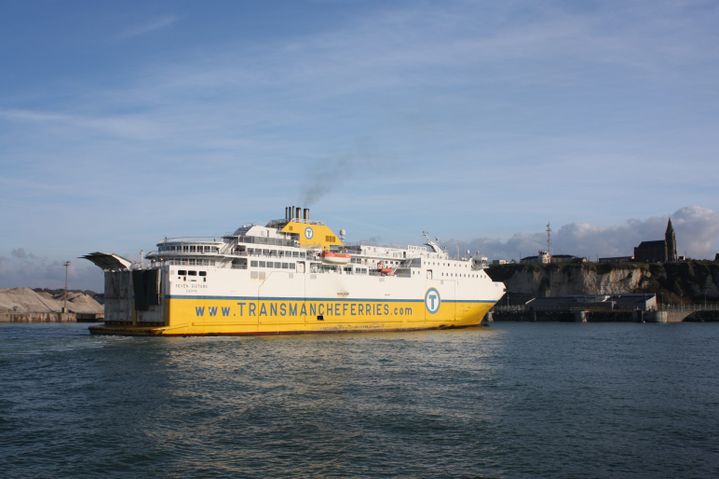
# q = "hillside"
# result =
<box><xmin>486</xmin><ymin>261</ymin><xmax>719</xmax><ymax>305</ymax></box>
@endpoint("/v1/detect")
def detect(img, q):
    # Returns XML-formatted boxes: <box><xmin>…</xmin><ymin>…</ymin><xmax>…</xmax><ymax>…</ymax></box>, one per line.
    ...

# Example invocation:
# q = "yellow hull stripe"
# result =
<box><xmin>154</xmin><ymin>297</ymin><xmax>495</xmax><ymax>335</ymax></box>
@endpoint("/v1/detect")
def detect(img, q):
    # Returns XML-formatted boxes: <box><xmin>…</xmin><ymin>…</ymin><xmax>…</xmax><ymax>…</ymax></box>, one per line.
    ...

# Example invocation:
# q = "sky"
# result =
<box><xmin>1</xmin><ymin>0</ymin><xmax>718</xmax><ymax>290</ymax></box>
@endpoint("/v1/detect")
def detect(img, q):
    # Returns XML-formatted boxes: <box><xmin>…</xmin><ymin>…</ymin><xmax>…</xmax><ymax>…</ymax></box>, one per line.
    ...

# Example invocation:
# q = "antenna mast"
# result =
<box><xmin>546</xmin><ymin>222</ymin><xmax>552</xmax><ymax>257</ymax></box>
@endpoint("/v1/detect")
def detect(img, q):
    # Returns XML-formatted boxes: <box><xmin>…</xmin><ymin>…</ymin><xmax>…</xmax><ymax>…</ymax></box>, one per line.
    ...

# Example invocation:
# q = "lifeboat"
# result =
<box><xmin>321</xmin><ymin>250</ymin><xmax>352</xmax><ymax>264</ymax></box>
<box><xmin>377</xmin><ymin>261</ymin><xmax>395</xmax><ymax>276</ymax></box>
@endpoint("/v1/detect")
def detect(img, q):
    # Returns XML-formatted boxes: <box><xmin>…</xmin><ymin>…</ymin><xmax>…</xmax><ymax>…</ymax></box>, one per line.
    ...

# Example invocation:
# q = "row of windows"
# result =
<box><xmin>441</xmin><ymin>272</ymin><xmax>480</xmax><ymax>278</ymax></box>
<box><xmin>169</xmin><ymin>263</ymin><xmax>477</xmax><ymax>279</ymax></box>
<box><xmin>246</xmin><ymin>248</ymin><xmax>306</xmax><ymax>258</ymax></box>
<box><xmin>427</xmin><ymin>260</ymin><xmax>469</xmax><ymax>268</ymax></box>
<box><xmin>311</xmin><ymin>264</ymin><xmax>370</xmax><ymax>275</ymax></box>
<box><xmin>238</xmin><ymin>235</ymin><xmax>295</xmax><ymax>247</ymax></box>
<box><xmin>342</xmin><ymin>266</ymin><xmax>369</xmax><ymax>274</ymax></box>
<box><xmin>160</xmin><ymin>244</ymin><xmax>219</xmax><ymax>253</ymax></box>
<box><xmin>247</xmin><ymin>260</ymin><xmax>372</xmax><ymax>275</ymax></box>
<box><xmin>168</xmin><ymin>259</ymin><xmax>215</xmax><ymax>266</ymax></box>
<box><xmin>178</xmin><ymin>270</ymin><xmax>207</xmax><ymax>277</ymax></box>
<box><xmin>177</xmin><ymin>269</ymin><xmax>208</xmax><ymax>282</ymax></box>
<box><xmin>250</xmin><ymin>261</ymin><xmax>297</xmax><ymax>269</ymax></box>
<box><xmin>351</xmin><ymin>258</ymin><xmax>402</xmax><ymax>266</ymax></box>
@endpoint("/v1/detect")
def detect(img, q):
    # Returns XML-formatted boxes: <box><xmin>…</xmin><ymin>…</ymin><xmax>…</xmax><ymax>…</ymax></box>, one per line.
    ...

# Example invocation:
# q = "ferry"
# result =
<box><xmin>84</xmin><ymin>206</ymin><xmax>505</xmax><ymax>336</ymax></box>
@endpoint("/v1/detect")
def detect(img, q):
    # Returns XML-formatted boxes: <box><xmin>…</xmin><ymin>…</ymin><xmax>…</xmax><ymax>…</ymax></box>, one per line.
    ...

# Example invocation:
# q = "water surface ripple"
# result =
<box><xmin>2</xmin><ymin>323</ymin><xmax>718</xmax><ymax>478</ymax></box>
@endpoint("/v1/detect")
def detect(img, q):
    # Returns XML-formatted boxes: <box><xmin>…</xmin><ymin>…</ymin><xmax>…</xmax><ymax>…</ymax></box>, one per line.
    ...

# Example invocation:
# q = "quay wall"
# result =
<box><xmin>0</xmin><ymin>312</ymin><xmax>76</xmax><ymax>323</ymax></box>
<box><xmin>491</xmin><ymin>309</ymin><xmax>718</xmax><ymax>323</ymax></box>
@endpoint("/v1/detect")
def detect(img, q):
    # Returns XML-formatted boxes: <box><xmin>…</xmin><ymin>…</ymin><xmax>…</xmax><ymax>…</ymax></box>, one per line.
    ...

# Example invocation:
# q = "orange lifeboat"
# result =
<box><xmin>321</xmin><ymin>250</ymin><xmax>351</xmax><ymax>264</ymax></box>
<box><xmin>377</xmin><ymin>261</ymin><xmax>395</xmax><ymax>276</ymax></box>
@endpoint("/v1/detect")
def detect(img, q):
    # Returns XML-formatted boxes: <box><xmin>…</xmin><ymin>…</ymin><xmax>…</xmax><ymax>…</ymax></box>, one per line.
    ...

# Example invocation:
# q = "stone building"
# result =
<box><xmin>634</xmin><ymin>219</ymin><xmax>678</xmax><ymax>263</ymax></box>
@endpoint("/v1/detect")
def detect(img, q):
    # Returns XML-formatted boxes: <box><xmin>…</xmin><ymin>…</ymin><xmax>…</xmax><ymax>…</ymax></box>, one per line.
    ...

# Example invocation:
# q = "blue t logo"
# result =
<box><xmin>425</xmin><ymin>288</ymin><xmax>440</xmax><ymax>314</ymax></box>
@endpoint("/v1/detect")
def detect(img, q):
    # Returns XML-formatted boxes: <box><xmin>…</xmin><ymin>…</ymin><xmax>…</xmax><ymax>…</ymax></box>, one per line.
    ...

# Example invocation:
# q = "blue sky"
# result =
<box><xmin>1</xmin><ymin>0</ymin><xmax>718</xmax><ymax>289</ymax></box>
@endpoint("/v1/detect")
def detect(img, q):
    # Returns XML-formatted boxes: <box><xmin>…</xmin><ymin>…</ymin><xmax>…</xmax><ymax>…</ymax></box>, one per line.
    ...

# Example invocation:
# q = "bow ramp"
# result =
<box><xmin>82</xmin><ymin>252</ymin><xmax>132</xmax><ymax>271</ymax></box>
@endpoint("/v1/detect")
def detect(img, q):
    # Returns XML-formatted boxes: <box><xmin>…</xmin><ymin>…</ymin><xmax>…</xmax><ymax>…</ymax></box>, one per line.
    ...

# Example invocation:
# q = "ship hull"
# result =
<box><xmin>90</xmin><ymin>296</ymin><xmax>496</xmax><ymax>336</ymax></box>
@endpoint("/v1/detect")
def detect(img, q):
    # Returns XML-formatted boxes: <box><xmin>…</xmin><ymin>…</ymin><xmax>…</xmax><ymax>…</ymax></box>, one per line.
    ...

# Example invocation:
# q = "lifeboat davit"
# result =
<box><xmin>377</xmin><ymin>261</ymin><xmax>395</xmax><ymax>276</ymax></box>
<box><xmin>321</xmin><ymin>250</ymin><xmax>352</xmax><ymax>264</ymax></box>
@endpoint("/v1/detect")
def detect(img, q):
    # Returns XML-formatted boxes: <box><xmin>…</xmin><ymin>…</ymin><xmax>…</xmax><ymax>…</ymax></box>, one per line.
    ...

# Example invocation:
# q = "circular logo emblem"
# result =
<box><xmin>425</xmin><ymin>288</ymin><xmax>441</xmax><ymax>314</ymax></box>
<box><xmin>304</xmin><ymin>227</ymin><xmax>314</xmax><ymax>240</ymax></box>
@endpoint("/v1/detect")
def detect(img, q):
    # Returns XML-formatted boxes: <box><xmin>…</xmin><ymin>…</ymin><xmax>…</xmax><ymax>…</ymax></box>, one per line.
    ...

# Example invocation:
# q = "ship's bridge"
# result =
<box><xmin>145</xmin><ymin>237</ymin><xmax>225</xmax><ymax>267</ymax></box>
<box><xmin>154</xmin><ymin>238</ymin><xmax>223</xmax><ymax>255</ymax></box>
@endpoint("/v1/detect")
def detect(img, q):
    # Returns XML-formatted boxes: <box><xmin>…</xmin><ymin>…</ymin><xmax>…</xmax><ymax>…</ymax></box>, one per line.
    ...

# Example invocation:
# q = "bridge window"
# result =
<box><xmin>251</xmin><ymin>261</ymin><xmax>258</xmax><ymax>267</ymax></box>
<box><xmin>258</xmin><ymin>261</ymin><xmax>266</xmax><ymax>267</ymax></box>
<box><xmin>178</xmin><ymin>270</ymin><xmax>187</xmax><ymax>275</ymax></box>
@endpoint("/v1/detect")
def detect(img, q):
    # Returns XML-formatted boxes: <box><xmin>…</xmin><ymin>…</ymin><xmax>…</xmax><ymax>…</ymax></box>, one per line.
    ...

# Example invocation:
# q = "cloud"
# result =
<box><xmin>119</xmin><ymin>15</ymin><xmax>177</xmax><ymax>39</ymax></box>
<box><xmin>0</xmin><ymin>250</ymin><xmax>103</xmax><ymax>291</ymax></box>
<box><xmin>671</xmin><ymin>206</ymin><xmax>719</xmax><ymax>258</ymax></box>
<box><xmin>0</xmin><ymin>108</ymin><xmax>167</xmax><ymax>140</ymax></box>
<box><xmin>11</xmin><ymin>248</ymin><xmax>31</xmax><ymax>259</ymax></box>
<box><xmin>456</xmin><ymin>206</ymin><xmax>719</xmax><ymax>260</ymax></box>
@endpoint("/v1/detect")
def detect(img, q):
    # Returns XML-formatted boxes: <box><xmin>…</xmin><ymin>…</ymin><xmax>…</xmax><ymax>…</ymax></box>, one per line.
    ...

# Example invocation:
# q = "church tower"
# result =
<box><xmin>665</xmin><ymin>219</ymin><xmax>677</xmax><ymax>262</ymax></box>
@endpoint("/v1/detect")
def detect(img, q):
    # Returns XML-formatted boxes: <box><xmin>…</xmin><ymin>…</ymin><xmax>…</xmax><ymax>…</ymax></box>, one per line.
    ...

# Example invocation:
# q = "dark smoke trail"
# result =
<box><xmin>301</xmin><ymin>156</ymin><xmax>353</xmax><ymax>206</ymax></box>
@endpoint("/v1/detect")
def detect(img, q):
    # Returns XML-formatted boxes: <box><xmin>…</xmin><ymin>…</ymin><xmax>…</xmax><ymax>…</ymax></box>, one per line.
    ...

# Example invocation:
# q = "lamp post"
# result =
<box><xmin>63</xmin><ymin>261</ymin><xmax>70</xmax><ymax>313</ymax></box>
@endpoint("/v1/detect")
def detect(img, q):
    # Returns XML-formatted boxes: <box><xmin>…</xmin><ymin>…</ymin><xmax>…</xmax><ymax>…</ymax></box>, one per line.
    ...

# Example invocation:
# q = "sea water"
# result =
<box><xmin>1</xmin><ymin>322</ymin><xmax>718</xmax><ymax>478</ymax></box>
